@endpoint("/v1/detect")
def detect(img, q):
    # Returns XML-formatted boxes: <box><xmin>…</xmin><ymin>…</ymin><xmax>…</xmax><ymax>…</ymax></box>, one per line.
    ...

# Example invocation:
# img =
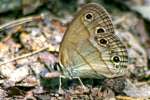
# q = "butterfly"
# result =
<box><xmin>59</xmin><ymin>3</ymin><xmax>128</xmax><ymax>79</ymax></box>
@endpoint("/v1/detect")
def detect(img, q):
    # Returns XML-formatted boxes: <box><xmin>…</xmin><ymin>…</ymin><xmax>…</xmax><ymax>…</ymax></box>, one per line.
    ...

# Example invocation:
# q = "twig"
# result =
<box><xmin>116</xmin><ymin>96</ymin><xmax>144</xmax><ymax>100</ymax></box>
<box><xmin>0</xmin><ymin>16</ymin><xmax>43</xmax><ymax>31</ymax></box>
<box><xmin>0</xmin><ymin>46</ymin><xmax>49</xmax><ymax>66</ymax></box>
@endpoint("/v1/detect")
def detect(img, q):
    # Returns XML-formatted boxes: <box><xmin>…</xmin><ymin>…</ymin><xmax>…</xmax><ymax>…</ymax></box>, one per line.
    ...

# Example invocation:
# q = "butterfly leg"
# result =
<box><xmin>58</xmin><ymin>75</ymin><xmax>65</xmax><ymax>93</ymax></box>
<box><xmin>58</xmin><ymin>75</ymin><xmax>62</xmax><ymax>91</ymax></box>
<box><xmin>75</xmin><ymin>77</ymin><xmax>86</xmax><ymax>89</ymax></box>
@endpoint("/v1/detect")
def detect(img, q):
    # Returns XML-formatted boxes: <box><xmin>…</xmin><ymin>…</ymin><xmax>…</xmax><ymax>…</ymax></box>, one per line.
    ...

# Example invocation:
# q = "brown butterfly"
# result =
<box><xmin>59</xmin><ymin>3</ymin><xmax>128</xmax><ymax>79</ymax></box>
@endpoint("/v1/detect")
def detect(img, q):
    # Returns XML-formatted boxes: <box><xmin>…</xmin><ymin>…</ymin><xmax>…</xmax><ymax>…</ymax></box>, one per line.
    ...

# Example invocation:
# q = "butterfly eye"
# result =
<box><xmin>96</xmin><ymin>27</ymin><xmax>106</xmax><ymax>34</ymax></box>
<box><xmin>85</xmin><ymin>13</ymin><xmax>93</xmax><ymax>21</ymax></box>
<box><xmin>112</xmin><ymin>56</ymin><xmax>120</xmax><ymax>63</ymax></box>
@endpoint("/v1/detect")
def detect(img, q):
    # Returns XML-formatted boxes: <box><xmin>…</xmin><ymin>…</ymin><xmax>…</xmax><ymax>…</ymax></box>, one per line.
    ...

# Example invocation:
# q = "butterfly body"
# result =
<box><xmin>59</xmin><ymin>3</ymin><xmax>128</xmax><ymax>79</ymax></box>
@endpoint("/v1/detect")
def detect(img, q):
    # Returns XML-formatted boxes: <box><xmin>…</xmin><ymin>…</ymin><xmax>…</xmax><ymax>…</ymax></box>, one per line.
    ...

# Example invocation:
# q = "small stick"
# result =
<box><xmin>116</xmin><ymin>96</ymin><xmax>144</xmax><ymax>100</ymax></box>
<box><xmin>0</xmin><ymin>16</ymin><xmax>43</xmax><ymax>31</ymax></box>
<box><xmin>0</xmin><ymin>46</ymin><xmax>49</xmax><ymax>66</ymax></box>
